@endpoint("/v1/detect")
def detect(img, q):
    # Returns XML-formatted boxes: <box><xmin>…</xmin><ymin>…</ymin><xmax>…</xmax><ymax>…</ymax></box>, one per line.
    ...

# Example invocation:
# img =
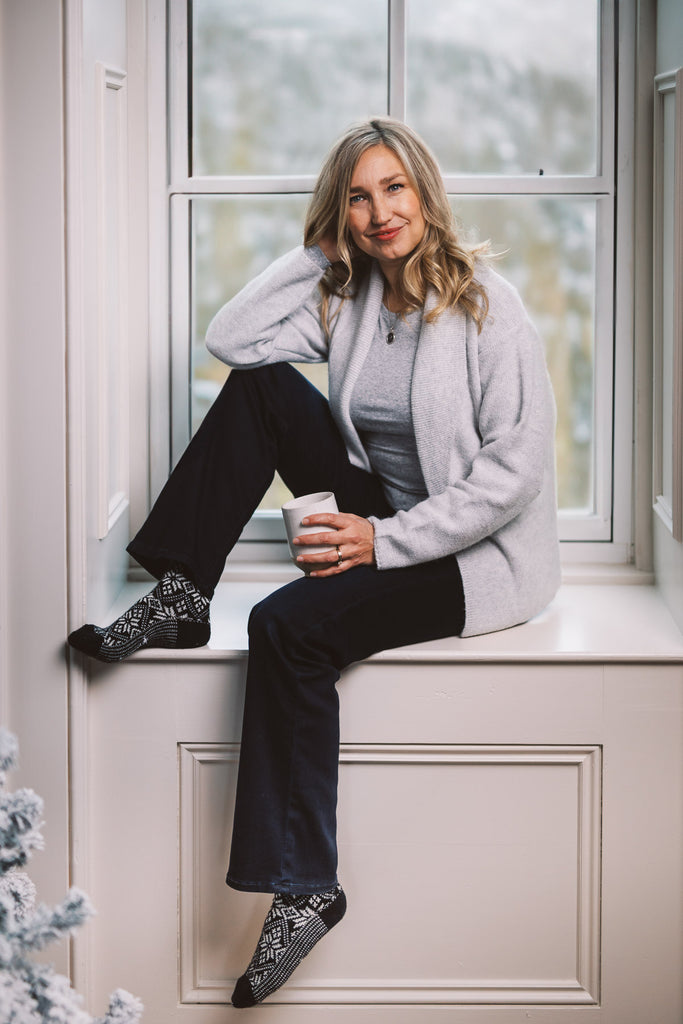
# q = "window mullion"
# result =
<box><xmin>388</xmin><ymin>0</ymin><xmax>407</xmax><ymax>119</ymax></box>
<box><xmin>169</xmin><ymin>175</ymin><xmax>318</xmax><ymax>196</ymax></box>
<box><xmin>598</xmin><ymin>0</ymin><xmax>616</xmax><ymax>179</ymax></box>
<box><xmin>591</xmin><ymin>193</ymin><xmax>616</xmax><ymax>539</ymax></box>
<box><xmin>169</xmin><ymin>194</ymin><xmax>192</xmax><ymax>469</ymax></box>
<box><xmin>170</xmin><ymin>175</ymin><xmax>614</xmax><ymax>199</ymax></box>
<box><xmin>168</xmin><ymin>0</ymin><xmax>190</xmax><ymax>183</ymax></box>
<box><xmin>441</xmin><ymin>175</ymin><xmax>614</xmax><ymax>197</ymax></box>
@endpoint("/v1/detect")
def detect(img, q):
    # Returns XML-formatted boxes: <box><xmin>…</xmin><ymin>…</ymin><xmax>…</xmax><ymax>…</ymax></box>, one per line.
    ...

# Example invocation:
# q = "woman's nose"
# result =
<box><xmin>371</xmin><ymin>195</ymin><xmax>390</xmax><ymax>224</ymax></box>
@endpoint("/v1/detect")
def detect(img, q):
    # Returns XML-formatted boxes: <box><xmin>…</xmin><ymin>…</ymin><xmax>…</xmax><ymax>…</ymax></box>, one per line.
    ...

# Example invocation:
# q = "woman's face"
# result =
<box><xmin>347</xmin><ymin>145</ymin><xmax>426</xmax><ymax>275</ymax></box>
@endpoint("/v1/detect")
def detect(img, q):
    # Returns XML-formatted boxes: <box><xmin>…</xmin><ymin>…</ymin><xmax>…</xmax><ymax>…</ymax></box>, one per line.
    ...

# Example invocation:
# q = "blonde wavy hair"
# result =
<box><xmin>304</xmin><ymin>117</ymin><xmax>490</xmax><ymax>335</ymax></box>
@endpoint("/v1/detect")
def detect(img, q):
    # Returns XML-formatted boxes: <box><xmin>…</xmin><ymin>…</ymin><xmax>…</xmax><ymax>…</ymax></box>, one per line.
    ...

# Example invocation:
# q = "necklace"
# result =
<box><xmin>382</xmin><ymin>284</ymin><xmax>404</xmax><ymax>344</ymax></box>
<box><xmin>382</xmin><ymin>306</ymin><xmax>400</xmax><ymax>345</ymax></box>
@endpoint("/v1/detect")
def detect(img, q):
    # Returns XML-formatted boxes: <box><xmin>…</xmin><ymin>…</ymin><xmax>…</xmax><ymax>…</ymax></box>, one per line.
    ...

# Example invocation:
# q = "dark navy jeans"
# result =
<box><xmin>128</xmin><ymin>364</ymin><xmax>465</xmax><ymax>894</ymax></box>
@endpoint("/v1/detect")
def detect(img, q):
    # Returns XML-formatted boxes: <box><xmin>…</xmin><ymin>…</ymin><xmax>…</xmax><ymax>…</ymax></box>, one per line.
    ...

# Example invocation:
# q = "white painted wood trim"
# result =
<box><xmin>169</xmin><ymin>174</ymin><xmax>615</xmax><ymax>197</ymax></box>
<box><xmin>170</xmin><ymin>194</ymin><xmax>192</xmax><ymax>464</ymax></box>
<box><xmin>168</xmin><ymin>0</ymin><xmax>189</xmax><ymax>184</ymax></box>
<box><xmin>179</xmin><ymin>743</ymin><xmax>601</xmax><ymax>1006</ymax></box>
<box><xmin>387</xmin><ymin>0</ymin><xmax>406</xmax><ymax>118</ymax></box>
<box><xmin>64</xmin><ymin>0</ymin><xmax>92</xmax><ymax>999</ymax></box>
<box><xmin>613</xmin><ymin>0</ymin><xmax>639</xmax><ymax>562</ymax></box>
<box><xmin>147</xmin><ymin>0</ymin><xmax>172</xmax><ymax>503</ymax></box>
<box><xmin>589</xmin><ymin>194</ymin><xmax>616</xmax><ymax>540</ymax></box>
<box><xmin>673</xmin><ymin>69</ymin><xmax>683</xmax><ymax>541</ymax></box>
<box><xmin>95</xmin><ymin>62</ymin><xmax>130</xmax><ymax>538</ymax></box>
<box><xmin>653</xmin><ymin>68</ymin><xmax>683</xmax><ymax>541</ymax></box>
<box><xmin>632</xmin><ymin>0</ymin><xmax>656</xmax><ymax>573</ymax></box>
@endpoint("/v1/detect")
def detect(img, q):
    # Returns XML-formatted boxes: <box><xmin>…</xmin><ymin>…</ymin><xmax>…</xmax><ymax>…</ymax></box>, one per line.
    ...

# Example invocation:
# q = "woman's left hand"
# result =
<box><xmin>293</xmin><ymin>512</ymin><xmax>375</xmax><ymax>577</ymax></box>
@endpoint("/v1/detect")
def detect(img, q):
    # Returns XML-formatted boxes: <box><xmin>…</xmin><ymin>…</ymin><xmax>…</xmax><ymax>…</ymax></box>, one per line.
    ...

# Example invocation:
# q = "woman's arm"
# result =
<box><xmin>205</xmin><ymin>245</ymin><xmax>331</xmax><ymax>368</ymax></box>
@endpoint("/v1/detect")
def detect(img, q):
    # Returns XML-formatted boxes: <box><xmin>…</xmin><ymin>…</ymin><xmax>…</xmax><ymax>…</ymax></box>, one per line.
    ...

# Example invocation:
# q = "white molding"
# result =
<box><xmin>179</xmin><ymin>743</ymin><xmax>601</xmax><ymax>1006</ymax></box>
<box><xmin>168</xmin><ymin>0</ymin><xmax>189</xmax><ymax>184</ymax></box>
<box><xmin>610</xmin><ymin>0</ymin><xmax>636</xmax><ymax>556</ymax></box>
<box><xmin>178</xmin><ymin>743</ymin><xmax>240</xmax><ymax>1006</ymax></box>
<box><xmin>125</xmin><ymin>0</ymin><xmax>153</xmax><ymax>535</ymax></box>
<box><xmin>387</xmin><ymin>0</ymin><xmax>406</xmax><ymax>118</ymax></box>
<box><xmin>591</xmin><ymin>193</ymin><xmax>616</xmax><ymax>540</ymax></box>
<box><xmin>146</xmin><ymin>0</ymin><xmax>172</xmax><ymax>503</ymax></box>
<box><xmin>169</xmin><ymin>173</ymin><xmax>616</xmax><ymax>197</ymax></box>
<box><xmin>170</xmin><ymin>194</ymin><xmax>192</xmax><ymax>464</ymax></box>
<box><xmin>653</xmin><ymin>68</ymin><xmax>683</xmax><ymax>541</ymax></box>
<box><xmin>625</xmin><ymin>0</ymin><xmax>654</xmax><ymax>571</ymax></box>
<box><xmin>63</xmin><ymin>0</ymin><xmax>92</xmax><ymax>999</ymax></box>
<box><xmin>95</xmin><ymin>62</ymin><xmax>130</xmax><ymax>538</ymax></box>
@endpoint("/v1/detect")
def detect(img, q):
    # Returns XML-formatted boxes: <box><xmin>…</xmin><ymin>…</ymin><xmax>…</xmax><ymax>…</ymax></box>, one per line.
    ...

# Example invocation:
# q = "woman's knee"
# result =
<box><xmin>248</xmin><ymin>588</ymin><xmax>302</xmax><ymax>647</ymax></box>
<box><xmin>247</xmin><ymin>583</ymin><xmax>330</xmax><ymax>662</ymax></box>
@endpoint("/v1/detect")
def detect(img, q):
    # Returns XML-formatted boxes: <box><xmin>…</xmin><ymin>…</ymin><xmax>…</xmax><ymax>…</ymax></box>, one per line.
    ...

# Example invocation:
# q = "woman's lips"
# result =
<box><xmin>370</xmin><ymin>226</ymin><xmax>402</xmax><ymax>242</ymax></box>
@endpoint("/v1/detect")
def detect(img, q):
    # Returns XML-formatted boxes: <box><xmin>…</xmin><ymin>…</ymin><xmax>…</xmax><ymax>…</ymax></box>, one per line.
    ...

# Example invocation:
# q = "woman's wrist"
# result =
<box><xmin>315</xmin><ymin>234</ymin><xmax>340</xmax><ymax>264</ymax></box>
<box><xmin>305</xmin><ymin>243</ymin><xmax>332</xmax><ymax>270</ymax></box>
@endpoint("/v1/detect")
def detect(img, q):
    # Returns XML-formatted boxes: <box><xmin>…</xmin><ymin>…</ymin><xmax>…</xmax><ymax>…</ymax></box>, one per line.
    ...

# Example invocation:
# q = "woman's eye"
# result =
<box><xmin>388</xmin><ymin>182</ymin><xmax>404</xmax><ymax>193</ymax></box>
<box><xmin>349</xmin><ymin>194</ymin><xmax>365</xmax><ymax>205</ymax></box>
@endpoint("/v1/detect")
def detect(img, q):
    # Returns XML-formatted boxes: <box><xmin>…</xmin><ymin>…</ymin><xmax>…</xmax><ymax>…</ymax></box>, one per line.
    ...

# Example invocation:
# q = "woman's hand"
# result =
<box><xmin>293</xmin><ymin>512</ymin><xmax>375</xmax><ymax>577</ymax></box>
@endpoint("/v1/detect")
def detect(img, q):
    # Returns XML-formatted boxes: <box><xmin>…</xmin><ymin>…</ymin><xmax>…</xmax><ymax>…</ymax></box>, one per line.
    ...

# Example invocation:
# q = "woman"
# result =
<box><xmin>68</xmin><ymin>118</ymin><xmax>561</xmax><ymax>1007</ymax></box>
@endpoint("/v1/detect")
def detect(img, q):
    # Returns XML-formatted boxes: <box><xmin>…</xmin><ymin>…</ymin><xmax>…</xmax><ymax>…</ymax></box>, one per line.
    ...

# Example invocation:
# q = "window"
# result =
<box><xmin>164</xmin><ymin>0</ymin><xmax>627</xmax><ymax>553</ymax></box>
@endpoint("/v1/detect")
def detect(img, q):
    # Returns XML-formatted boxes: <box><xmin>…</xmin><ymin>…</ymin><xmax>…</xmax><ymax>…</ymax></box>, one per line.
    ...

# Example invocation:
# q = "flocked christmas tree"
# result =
<box><xmin>0</xmin><ymin>727</ymin><xmax>143</xmax><ymax>1023</ymax></box>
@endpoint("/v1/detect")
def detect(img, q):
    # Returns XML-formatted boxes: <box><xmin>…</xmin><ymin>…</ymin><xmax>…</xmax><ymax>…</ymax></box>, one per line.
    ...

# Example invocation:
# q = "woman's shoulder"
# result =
<box><xmin>461</xmin><ymin>265</ymin><xmax>547</xmax><ymax>381</ymax></box>
<box><xmin>471</xmin><ymin>260</ymin><xmax>536</xmax><ymax>336</ymax></box>
<box><xmin>473</xmin><ymin>260</ymin><xmax>524</xmax><ymax>308</ymax></box>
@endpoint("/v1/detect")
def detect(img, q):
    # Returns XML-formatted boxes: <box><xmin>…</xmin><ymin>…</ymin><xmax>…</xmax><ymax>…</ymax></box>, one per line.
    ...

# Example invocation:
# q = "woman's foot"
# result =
<box><xmin>67</xmin><ymin>571</ymin><xmax>210</xmax><ymax>662</ymax></box>
<box><xmin>231</xmin><ymin>884</ymin><xmax>346</xmax><ymax>1008</ymax></box>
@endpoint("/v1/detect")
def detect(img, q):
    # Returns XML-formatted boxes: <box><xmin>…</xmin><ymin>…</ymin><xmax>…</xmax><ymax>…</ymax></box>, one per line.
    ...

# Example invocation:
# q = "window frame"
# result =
<box><xmin>151</xmin><ymin>0</ymin><xmax>635</xmax><ymax>565</ymax></box>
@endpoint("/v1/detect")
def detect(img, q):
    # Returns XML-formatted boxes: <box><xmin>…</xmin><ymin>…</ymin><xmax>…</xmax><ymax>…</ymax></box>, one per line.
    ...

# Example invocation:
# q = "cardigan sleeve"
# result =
<box><xmin>205</xmin><ymin>245</ymin><xmax>331</xmax><ymax>367</ymax></box>
<box><xmin>370</xmin><ymin>289</ymin><xmax>555</xmax><ymax>569</ymax></box>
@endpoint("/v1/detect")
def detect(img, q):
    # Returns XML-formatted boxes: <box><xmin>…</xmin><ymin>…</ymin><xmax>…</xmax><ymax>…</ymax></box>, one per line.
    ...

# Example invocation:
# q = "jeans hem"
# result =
<box><xmin>225</xmin><ymin>872</ymin><xmax>338</xmax><ymax>895</ymax></box>
<box><xmin>126</xmin><ymin>540</ymin><xmax>215</xmax><ymax>599</ymax></box>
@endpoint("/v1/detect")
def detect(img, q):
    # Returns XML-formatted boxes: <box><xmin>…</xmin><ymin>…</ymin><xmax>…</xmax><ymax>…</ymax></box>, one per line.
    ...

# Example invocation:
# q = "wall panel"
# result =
<box><xmin>179</xmin><ymin>742</ymin><xmax>601</xmax><ymax>1006</ymax></box>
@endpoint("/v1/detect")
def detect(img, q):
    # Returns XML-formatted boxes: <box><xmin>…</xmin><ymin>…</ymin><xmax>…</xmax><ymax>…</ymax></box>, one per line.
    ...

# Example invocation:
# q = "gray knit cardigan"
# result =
<box><xmin>206</xmin><ymin>245</ymin><xmax>561</xmax><ymax>636</ymax></box>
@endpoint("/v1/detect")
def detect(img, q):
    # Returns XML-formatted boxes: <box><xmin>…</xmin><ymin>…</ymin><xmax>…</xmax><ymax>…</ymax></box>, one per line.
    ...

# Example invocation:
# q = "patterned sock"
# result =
<box><xmin>67</xmin><ymin>570</ymin><xmax>210</xmax><ymax>662</ymax></box>
<box><xmin>231</xmin><ymin>885</ymin><xmax>346</xmax><ymax>1008</ymax></box>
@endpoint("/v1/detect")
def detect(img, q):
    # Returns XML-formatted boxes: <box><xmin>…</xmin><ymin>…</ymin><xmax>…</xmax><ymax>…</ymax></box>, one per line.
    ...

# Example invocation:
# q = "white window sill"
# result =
<box><xmin>112</xmin><ymin>569</ymin><xmax>682</xmax><ymax>664</ymax></box>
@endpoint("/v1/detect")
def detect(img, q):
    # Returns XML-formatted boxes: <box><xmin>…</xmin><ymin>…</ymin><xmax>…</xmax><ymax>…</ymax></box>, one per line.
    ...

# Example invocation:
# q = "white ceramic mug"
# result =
<box><xmin>281</xmin><ymin>491</ymin><xmax>339</xmax><ymax>573</ymax></box>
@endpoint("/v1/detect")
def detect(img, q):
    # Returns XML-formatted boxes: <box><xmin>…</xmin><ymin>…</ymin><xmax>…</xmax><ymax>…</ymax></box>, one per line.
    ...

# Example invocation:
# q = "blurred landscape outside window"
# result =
<box><xmin>182</xmin><ymin>0</ymin><xmax>606</xmax><ymax>523</ymax></box>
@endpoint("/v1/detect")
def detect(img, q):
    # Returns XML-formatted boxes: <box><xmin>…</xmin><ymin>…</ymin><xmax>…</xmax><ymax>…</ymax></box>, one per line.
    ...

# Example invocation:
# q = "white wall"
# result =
<box><xmin>0</xmin><ymin>1</ymin><xmax>71</xmax><ymax>958</ymax></box>
<box><xmin>0</xmin><ymin>0</ymin><xmax>148</xmax><ymax>980</ymax></box>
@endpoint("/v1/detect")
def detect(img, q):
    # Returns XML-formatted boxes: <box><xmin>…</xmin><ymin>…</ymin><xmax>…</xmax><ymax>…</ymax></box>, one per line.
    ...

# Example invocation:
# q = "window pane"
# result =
<box><xmin>408</xmin><ymin>0</ymin><xmax>599</xmax><ymax>175</ymax></box>
<box><xmin>191</xmin><ymin>195</ymin><xmax>327</xmax><ymax>510</ymax></box>
<box><xmin>452</xmin><ymin>196</ymin><xmax>596</xmax><ymax>512</ymax></box>
<box><xmin>192</xmin><ymin>0</ymin><xmax>389</xmax><ymax>176</ymax></box>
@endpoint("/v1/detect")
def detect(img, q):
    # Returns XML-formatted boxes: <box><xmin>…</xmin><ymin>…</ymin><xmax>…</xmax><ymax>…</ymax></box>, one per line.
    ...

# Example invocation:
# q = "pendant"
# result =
<box><xmin>386</xmin><ymin>330</ymin><xmax>395</xmax><ymax>344</ymax></box>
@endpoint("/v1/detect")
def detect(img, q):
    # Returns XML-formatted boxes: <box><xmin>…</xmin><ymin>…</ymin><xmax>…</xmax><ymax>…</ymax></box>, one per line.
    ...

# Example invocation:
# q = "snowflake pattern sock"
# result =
<box><xmin>231</xmin><ymin>885</ymin><xmax>346</xmax><ymax>1008</ymax></box>
<box><xmin>67</xmin><ymin>570</ymin><xmax>210</xmax><ymax>662</ymax></box>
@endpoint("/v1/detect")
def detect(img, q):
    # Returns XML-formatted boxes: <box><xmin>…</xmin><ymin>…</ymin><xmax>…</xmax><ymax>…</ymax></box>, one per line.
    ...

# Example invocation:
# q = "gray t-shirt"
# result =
<box><xmin>349</xmin><ymin>305</ymin><xmax>429</xmax><ymax>511</ymax></box>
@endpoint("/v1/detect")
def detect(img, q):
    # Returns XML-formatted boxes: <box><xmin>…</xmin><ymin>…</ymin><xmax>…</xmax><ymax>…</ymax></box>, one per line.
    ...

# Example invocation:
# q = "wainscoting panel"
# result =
<box><xmin>83</xmin><ymin>648</ymin><xmax>682</xmax><ymax>1023</ymax></box>
<box><xmin>179</xmin><ymin>742</ymin><xmax>601</xmax><ymax>1006</ymax></box>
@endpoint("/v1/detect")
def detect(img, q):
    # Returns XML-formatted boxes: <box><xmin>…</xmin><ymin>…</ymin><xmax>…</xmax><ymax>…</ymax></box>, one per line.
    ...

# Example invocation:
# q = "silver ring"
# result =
<box><xmin>336</xmin><ymin>545</ymin><xmax>343</xmax><ymax>566</ymax></box>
